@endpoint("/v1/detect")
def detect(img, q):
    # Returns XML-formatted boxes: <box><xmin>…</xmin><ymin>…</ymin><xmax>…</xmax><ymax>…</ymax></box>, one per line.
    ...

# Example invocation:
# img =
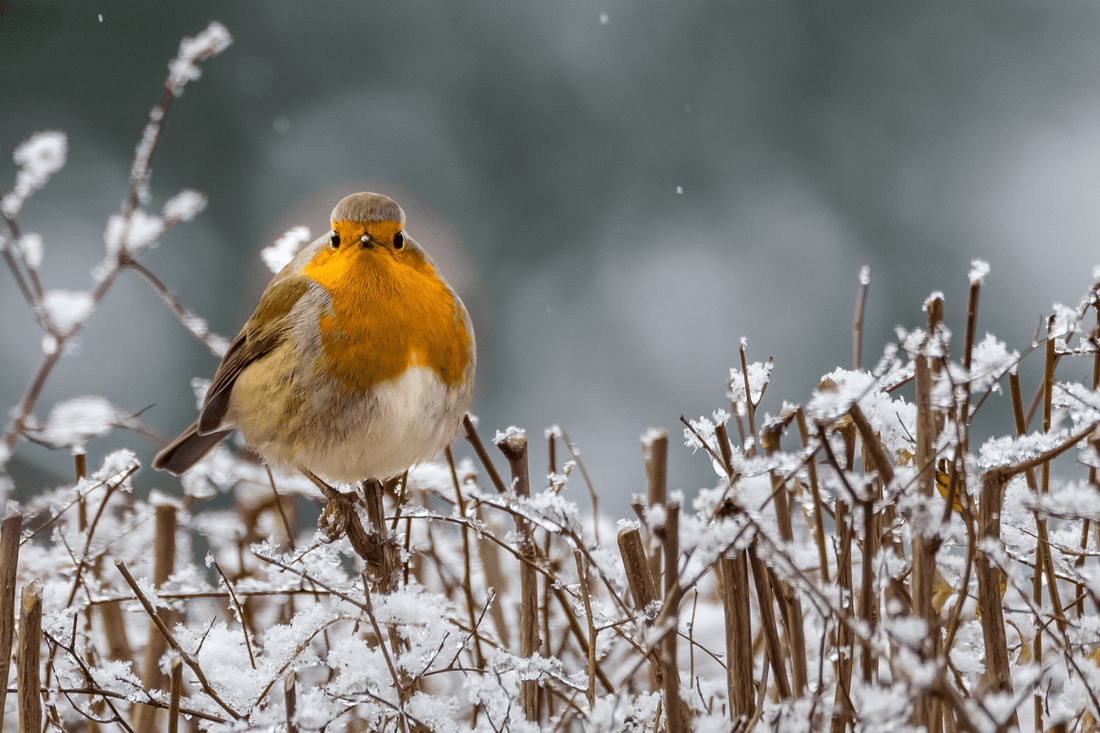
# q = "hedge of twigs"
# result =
<box><xmin>3</xmin><ymin>20</ymin><xmax>1100</xmax><ymax>733</ymax></box>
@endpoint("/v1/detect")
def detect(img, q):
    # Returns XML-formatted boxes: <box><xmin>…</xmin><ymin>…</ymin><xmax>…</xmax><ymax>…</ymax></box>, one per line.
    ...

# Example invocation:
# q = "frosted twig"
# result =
<box><xmin>254</xmin><ymin>545</ymin><xmax>373</xmax><ymax>612</ymax></box>
<box><xmin>210</xmin><ymin>560</ymin><xmax>256</xmax><ymax>669</ymax></box>
<box><xmin>114</xmin><ymin>560</ymin><xmax>243</xmax><ymax>720</ymax></box>
<box><xmin>2</xmin><ymin>23</ymin><xmax>231</xmax><ymax>456</ymax></box>
<box><xmin>553</xmin><ymin>427</ymin><xmax>600</xmax><ymax>544</ymax></box>
<box><xmin>462</xmin><ymin>413</ymin><xmax>508</xmax><ymax>493</ymax></box>
<box><xmin>0</xmin><ymin>181</ymin><xmax>40</xmax><ymax>311</ymax></box>
<box><xmin>43</xmin><ymin>631</ymin><xmax>137</xmax><ymax>733</ymax></box>
<box><xmin>124</xmin><ymin>258</ymin><xmax>227</xmax><ymax>357</ymax></box>
<box><xmin>853</xmin><ymin>265</ymin><xmax>870</xmax><ymax>369</ymax></box>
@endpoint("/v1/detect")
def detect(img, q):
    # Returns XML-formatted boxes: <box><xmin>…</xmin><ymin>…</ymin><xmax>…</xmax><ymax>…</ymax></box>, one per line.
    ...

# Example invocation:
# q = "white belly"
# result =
<box><xmin>294</xmin><ymin>365</ymin><xmax>467</xmax><ymax>484</ymax></box>
<box><xmin>231</xmin><ymin>357</ymin><xmax>470</xmax><ymax>486</ymax></box>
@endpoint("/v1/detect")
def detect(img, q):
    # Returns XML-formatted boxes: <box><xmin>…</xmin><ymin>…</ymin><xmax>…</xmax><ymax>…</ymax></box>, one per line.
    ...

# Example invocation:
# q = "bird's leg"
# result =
<box><xmin>357</xmin><ymin>478</ymin><xmax>399</xmax><ymax>593</ymax></box>
<box><xmin>302</xmin><ymin>469</ymin><xmax>358</xmax><ymax>506</ymax></box>
<box><xmin>304</xmin><ymin>470</ymin><xmax>383</xmax><ymax>569</ymax></box>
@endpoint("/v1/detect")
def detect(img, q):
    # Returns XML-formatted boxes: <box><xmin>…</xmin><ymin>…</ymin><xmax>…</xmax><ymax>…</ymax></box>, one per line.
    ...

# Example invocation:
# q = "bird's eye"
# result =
<box><xmin>393</xmin><ymin>231</ymin><xmax>405</xmax><ymax>250</ymax></box>
<box><xmin>329</xmin><ymin>230</ymin><xmax>340</xmax><ymax>248</ymax></box>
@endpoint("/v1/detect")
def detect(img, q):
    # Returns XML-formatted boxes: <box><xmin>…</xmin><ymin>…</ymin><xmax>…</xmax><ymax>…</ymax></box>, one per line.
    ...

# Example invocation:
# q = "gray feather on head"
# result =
<box><xmin>330</xmin><ymin>192</ymin><xmax>405</xmax><ymax>225</ymax></box>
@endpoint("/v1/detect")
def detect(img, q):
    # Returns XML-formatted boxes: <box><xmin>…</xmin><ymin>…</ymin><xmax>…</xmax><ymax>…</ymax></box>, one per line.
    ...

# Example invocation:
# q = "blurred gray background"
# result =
<box><xmin>3</xmin><ymin>2</ymin><xmax>1099</xmax><ymax>514</ymax></box>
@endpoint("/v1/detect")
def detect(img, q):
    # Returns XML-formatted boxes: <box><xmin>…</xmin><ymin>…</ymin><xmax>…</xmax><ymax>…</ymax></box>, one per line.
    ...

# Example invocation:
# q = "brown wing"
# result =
<box><xmin>197</xmin><ymin>275</ymin><xmax>312</xmax><ymax>435</ymax></box>
<box><xmin>152</xmin><ymin>421</ymin><xmax>235</xmax><ymax>475</ymax></box>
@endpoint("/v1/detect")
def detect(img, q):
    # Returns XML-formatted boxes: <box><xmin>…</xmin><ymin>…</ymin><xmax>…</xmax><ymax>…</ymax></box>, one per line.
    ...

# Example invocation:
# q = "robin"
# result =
<box><xmin>153</xmin><ymin>192</ymin><xmax>475</xmax><ymax>492</ymax></box>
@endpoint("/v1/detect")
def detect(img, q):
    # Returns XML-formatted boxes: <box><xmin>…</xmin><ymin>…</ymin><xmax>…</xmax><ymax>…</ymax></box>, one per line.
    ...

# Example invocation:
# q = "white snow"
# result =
<box><xmin>261</xmin><ymin>225</ymin><xmax>311</xmax><ymax>273</ymax></box>
<box><xmin>728</xmin><ymin>357</ymin><xmax>772</xmax><ymax>404</ymax></box>
<box><xmin>43</xmin><ymin>289</ymin><xmax>94</xmax><ymax>334</ymax></box>
<box><xmin>191</xmin><ymin>377</ymin><xmax>211</xmax><ymax>408</ymax></box>
<box><xmin>494</xmin><ymin>425</ymin><xmax>526</xmax><ymax>445</ymax></box>
<box><xmin>166</xmin><ymin>21</ymin><xmax>233</xmax><ymax>95</ymax></box>
<box><xmin>162</xmin><ymin>188</ymin><xmax>207</xmax><ymax>221</ymax></box>
<box><xmin>103</xmin><ymin>210</ymin><xmax>165</xmax><ymax>257</ymax></box>
<box><xmin>1050</xmin><ymin>301</ymin><xmax>1080</xmax><ymax>339</ymax></box>
<box><xmin>39</xmin><ymin>396</ymin><xmax>120</xmax><ymax>450</ymax></box>
<box><xmin>968</xmin><ymin>259</ymin><xmax>990</xmax><ymax>284</ymax></box>
<box><xmin>18</xmin><ymin>233</ymin><xmax>43</xmax><ymax>269</ymax></box>
<box><xmin>1</xmin><ymin>131</ymin><xmax>67</xmax><ymax>217</ymax></box>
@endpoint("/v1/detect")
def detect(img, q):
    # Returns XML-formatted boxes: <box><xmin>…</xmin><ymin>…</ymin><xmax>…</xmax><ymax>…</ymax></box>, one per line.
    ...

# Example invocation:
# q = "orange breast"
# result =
<box><xmin>302</xmin><ymin>228</ymin><xmax>471</xmax><ymax>394</ymax></box>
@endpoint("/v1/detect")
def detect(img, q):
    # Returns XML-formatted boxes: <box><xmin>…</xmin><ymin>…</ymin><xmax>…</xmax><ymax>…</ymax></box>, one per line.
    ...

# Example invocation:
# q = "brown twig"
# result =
<box><xmin>463</xmin><ymin>414</ymin><xmax>508</xmax><ymax>494</ymax></box>
<box><xmin>495</xmin><ymin>430</ymin><xmax>541</xmax><ymax>721</ymax></box>
<box><xmin>285</xmin><ymin>673</ymin><xmax>298</xmax><ymax>733</ymax></box>
<box><xmin>573</xmin><ymin>551</ymin><xmax>597</xmax><ymax>709</ymax></box>
<box><xmin>0</xmin><ymin>514</ymin><xmax>22</xmax><ymax>718</ymax></box>
<box><xmin>18</xmin><ymin>581</ymin><xmax>42</xmax><ymax>733</ymax></box>
<box><xmin>657</xmin><ymin>502</ymin><xmax>688</xmax><ymax>733</ymax></box>
<box><xmin>642</xmin><ymin>428</ymin><xmax>668</xmax><ymax>591</ymax></box>
<box><xmin>115</xmin><ymin>560</ymin><xmax>242</xmax><ymax>720</ymax></box>
<box><xmin>167</xmin><ymin>656</ymin><xmax>183</xmax><ymax>733</ymax></box>
<box><xmin>853</xmin><ymin>265</ymin><xmax>870</xmax><ymax>369</ymax></box>
<box><xmin>210</xmin><ymin>560</ymin><xmax>257</xmax><ymax>668</ymax></box>
<box><xmin>445</xmin><ymin>445</ymin><xmax>487</xmax><ymax>667</ymax></box>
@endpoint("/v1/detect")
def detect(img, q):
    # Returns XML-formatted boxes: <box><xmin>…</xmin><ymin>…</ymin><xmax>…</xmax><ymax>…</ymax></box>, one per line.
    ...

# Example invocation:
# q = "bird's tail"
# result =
<box><xmin>152</xmin><ymin>421</ymin><xmax>234</xmax><ymax>476</ymax></box>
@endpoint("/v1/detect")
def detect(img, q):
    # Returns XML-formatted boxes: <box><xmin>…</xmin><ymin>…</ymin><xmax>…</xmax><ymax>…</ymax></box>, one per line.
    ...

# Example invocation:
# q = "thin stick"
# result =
<box><xmin>266</xmin><ymin>467</ymin><xmax>298</xmax><ymax>551</ymax></box>
<box><xmin>853</xmin><ymin>265</ymin><xmax>870</xmax><ymax>369</ymax></box>
<box><xmin>135</xmin><ymin>504</ymin><xmax>178</xmax><ymax>733</ymax></box>
<box><xmin>912</xmin><ymin>296</ymin><xmax>944</xmax><ymax>731</ymax></box>
<box><xmin>17</xmin><ymin>581</ymin><xmax>42</xmax><ymax>733</ymax></box>
<box><xmin>115</xmin><ymin>561</ymin><xmax>242</xmax><ymax>720</ymax></box>
<box><xmin>463</xmin><ymin>414</ymin><xmax>508</xmax><ymax>494</ymax></box>
<box><xmin>210</xmin><ymin>561</ymin><xmax>256</xmax><ymax>668</ymax></box>
<box><xmin>555</xmin><ymin>427</ymin><xmax>601</xmax><ymax>544</ymax></box>
<box><xmin>642</xmin><ymin>428</ymin><xmax>668</xmax><ymax>591</ymax></box>
<box><xmin>0</xmin><ymin>514</ymin><xmax>22</xmax><ymax>718</ymax></box>
<box><xmin>616</xmin><ymin>527</ymin><xmax>663</xmax><ymax>690</ymax></box>
<box><xmin>574</xmin><ymin>551</ymin><xmax>597</xmax><ymax>709</ymax></box>
<box><xmin>713</xmin><ymin>500</ymin><xmax>753</xmax><ymax>720</ymax></box>
<box><xmin>1079</xmin><ymin>305</ymin><xmax>1100</xmax><ymax>617</ymax></box>
<box><xmin>445</xmin><ymin>445</ymin><xmax>486</xmax><ymax>667</ymax></box>
<box><xmin>761</xmin><ymin>419</ymin><xmax>807</xmax><ymax>695</ymax></box>
<box><xmin>796</xmin><ymin>406</ymin><xmax>830</xmax><ymax>583</ymax></box>
<box><xmin>284</xmin><ymin>673</ymin><xmax>298</xmax><ymax>733</ymax></box>
<box><xmin>125</xmin><ymin>258</ymin><xmax>227</xmax><ymax>356</ymax></box>
<box><xmin>167</xmin><ymin>656</ymin><xmax>183</xmax><ymax>733</ymax></box>
<box><xmin>658</xmin><ymin>502</ymin><xmax>687</xmax><ymax>733</ymax></box>
<box><xmin>748</xmin><ymin>542</ymin><xmax>791</xmax><ymax>701</ymax></box>
<box><xmin>495</xmin><ymin>430</ymin><xmax>540</xmax><ymax>721</ymax></box>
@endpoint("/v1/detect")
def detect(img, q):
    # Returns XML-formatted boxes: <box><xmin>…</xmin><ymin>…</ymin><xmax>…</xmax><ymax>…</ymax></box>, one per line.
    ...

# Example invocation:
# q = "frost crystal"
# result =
<box><xmin>162</xmin><ymin>188</ymin><xmax>207</xmax><ymax>221</ymax></box>
<box><xmin>262</xmin><ymin>225</ymin><xmax>311</xmax><ymax>273</ymax></box>
<box><xmin>39</xmin><ymin>396</ymin><xmax>121</xmax><ymax>451</ymax></box>
<box><xmin>859</xmin><ymin>264</ymin><xmax>871</xmax><ymax>285</ymax></box>
<box><xmin>494</xmin><ymin>425</ymin><xmax>527</xmax><ymax>444</ymax></box>
<box><xmin>640</xmin><ymin>426</ymin><xmax>666</xmax><ymax>446</ymax></box>
<box><xmin>968</xmin><ymin>259</ymin><xmax>990</xmax><ymax>284</ymax></box>
<box><xmin>43</xmin><ymin>289</ymin><xmax>94</xmax><ymax>335</ymax></box>
<box><xmin>103</xmin><ymin>210</ymin><xmax>166</xmax><ymax>258</ymax></box>
<box><xmin>166</xmin><ymin>21</ymin><xmax>233</xmax><ymax>95</ymax></box>
<box><xmin>962</xmin><ymin>333</ymin><xmax>1018</xmax><ymax>394</ymax></box>
<box><xmin>191</xmin><ymin>377</ymin><xmax>211</xmax><ymax>409</ymax></box>
<box><xmin>1</xmin><ymin>131</ymin><xmax>67</xmax><ymax>217</ymax></box>
<box><xmin>182</xmin><ymin>313</ymin><xmax>208</xmax><ymax>338</ymax></box>
<box><xmin>729</xmin><ymin>358</ymin><xmax>772</xmax><ymax>404</ymax></box>
<box><xmin>923</xmin><ymin>291</ymin><xmax>945</xmax><ymax>311</ymax></box>
<box><xmin>19</xmin><ymin>233</ymin><xmax>43</xmax><ymax>269</ymax></box>
<box><xmin>1050</xmin><ymin>302</ymin><xmax>1079</xmax><ymax>339</ymax></box>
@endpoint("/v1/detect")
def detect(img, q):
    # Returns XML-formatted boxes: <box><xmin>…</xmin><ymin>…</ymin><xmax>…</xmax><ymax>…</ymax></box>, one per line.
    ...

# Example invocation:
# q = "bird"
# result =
<box><xmin>153</xmin><ymin>192</ymin><xmax>475</xmax><ymax>494</ymax></box>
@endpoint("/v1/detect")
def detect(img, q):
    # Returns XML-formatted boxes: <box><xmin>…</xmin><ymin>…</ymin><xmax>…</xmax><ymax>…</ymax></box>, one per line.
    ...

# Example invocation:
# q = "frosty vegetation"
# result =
<box><xmin>3</xmin><ymin>20</ymin><xmax>1100</xmax><ymax>733</ymax></box>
